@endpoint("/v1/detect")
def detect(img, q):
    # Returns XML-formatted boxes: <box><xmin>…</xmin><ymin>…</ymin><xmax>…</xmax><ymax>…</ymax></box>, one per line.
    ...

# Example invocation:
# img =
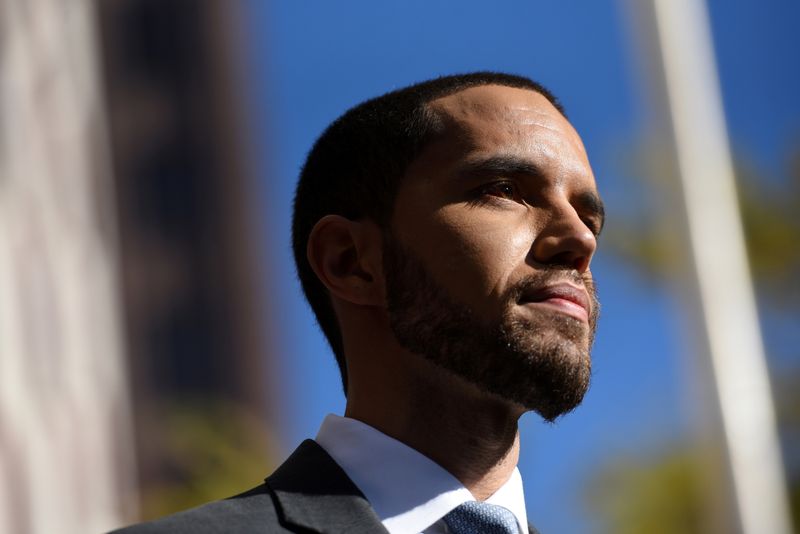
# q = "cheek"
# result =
<box><xmin>423</xmin><ymin>207</ymin><xmax>535</xmax><ymax>301</ymax></box>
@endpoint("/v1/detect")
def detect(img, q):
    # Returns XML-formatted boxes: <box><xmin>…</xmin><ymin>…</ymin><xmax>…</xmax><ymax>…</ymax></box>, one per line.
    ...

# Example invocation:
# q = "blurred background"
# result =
<box><xmin>0</xmin><ymin>0</ymin><xmax>797</xmax><ymax>533</ymax></box>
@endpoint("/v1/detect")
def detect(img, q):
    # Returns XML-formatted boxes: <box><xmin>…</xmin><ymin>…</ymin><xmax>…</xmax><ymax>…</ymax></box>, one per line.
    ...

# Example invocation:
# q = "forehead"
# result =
<box><xmin>420</xmin><ymin>85</ymin><xmax>594</xmax><ymax>185</ymax></box>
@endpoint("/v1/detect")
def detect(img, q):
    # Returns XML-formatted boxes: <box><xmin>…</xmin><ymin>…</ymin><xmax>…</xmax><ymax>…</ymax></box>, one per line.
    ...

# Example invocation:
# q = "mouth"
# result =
<box><xmin>519</xmin><ymin>282</ymin><xmax>591</xmax><ymax>323</ymax></box>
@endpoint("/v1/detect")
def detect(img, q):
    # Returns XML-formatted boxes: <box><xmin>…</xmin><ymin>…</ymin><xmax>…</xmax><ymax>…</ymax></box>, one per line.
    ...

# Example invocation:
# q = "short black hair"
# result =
<box><xmin>291</xmin><ymin>71</ymin><xmax>564</xmax><ymax>393</ymax></box>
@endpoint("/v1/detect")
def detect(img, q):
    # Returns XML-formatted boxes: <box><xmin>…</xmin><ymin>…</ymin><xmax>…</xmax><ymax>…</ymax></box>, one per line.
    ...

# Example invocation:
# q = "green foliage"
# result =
<box><xmin>736</xmin><ymin>156</ymin><xmax>800</xmax><ymax>307</ymax></box>
<box><xmin>774</xmin><ymin>373</ymin><xmax>800</xmax><ymax>532</ymax></box>
<box><xmin>138</xmin><ymin>399</ymin><xmax>275</xmax><ymax>521</ymax></box>
<box><xmin>586</xmin><ymin>448</ymin><xmax>705</xmax><ymax>534</ymax></box>
<box><xmin>603</xmin><ymin>142</ymin><xmax>800</xmax><ymax>303</ymax></box>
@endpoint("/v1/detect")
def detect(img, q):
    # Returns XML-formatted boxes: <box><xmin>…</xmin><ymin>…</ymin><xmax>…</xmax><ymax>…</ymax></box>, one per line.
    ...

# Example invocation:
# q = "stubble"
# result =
<box><xmin>383</xmin><ymin>233</ymin><xmax>598</xmax><ymax>422</ymax></box>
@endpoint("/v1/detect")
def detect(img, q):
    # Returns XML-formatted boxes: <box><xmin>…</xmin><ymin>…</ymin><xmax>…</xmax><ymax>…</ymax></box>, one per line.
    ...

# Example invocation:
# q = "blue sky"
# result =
<box><xmin>240</xmin><ymin>2</ymin><xmax>799</xmax><ymax>532</ymax></box>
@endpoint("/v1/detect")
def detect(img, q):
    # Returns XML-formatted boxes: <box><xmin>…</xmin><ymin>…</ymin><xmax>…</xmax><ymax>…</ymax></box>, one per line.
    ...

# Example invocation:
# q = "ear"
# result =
<box><xmin>307</xmin><ymin>215</ymin><xmax>385</xmax><ymax>307</ymax></box>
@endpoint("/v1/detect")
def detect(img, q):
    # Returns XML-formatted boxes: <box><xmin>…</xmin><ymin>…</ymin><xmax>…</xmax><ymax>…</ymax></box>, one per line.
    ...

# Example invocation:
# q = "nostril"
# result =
<box><xmin>572</xmin><ymin>256</ymin><xmax>590</xmax><ymax>273</ymax></box>
<box><xmin>548</xmin><ymin>251</ymin><xmax>577</xmax><ymax>267</ymax></box>
<box><xmin>543</xmin><ymin>251</ymin><xmax>589</xmax><ymax>273</ymax></box>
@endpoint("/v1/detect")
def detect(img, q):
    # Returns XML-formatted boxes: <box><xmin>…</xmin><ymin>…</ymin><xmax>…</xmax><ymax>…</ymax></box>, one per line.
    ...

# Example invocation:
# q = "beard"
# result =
<box><xmin>383</xmin><ymin>234</ymin><xmax>599</xmax><ymax>422</ymax></box>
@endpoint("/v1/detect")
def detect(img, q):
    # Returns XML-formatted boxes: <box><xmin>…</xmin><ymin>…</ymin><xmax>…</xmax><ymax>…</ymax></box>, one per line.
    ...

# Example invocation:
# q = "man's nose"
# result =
<box><xmin>529</xmin><ymin>208</ymin><xmax>597</xmax><ymax>273</ymax></box>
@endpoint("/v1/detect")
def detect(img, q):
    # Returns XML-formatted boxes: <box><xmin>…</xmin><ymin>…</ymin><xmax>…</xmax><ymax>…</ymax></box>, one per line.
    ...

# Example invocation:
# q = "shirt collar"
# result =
<box><xmin>315</xmin><ymin>414</ymin><xmax>528</xmax><ymax>534</ymax></box>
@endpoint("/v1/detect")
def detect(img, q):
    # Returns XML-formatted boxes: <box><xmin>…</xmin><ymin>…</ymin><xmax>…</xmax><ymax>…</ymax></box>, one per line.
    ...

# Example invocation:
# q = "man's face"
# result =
<box><xmin>384</xmin><ymin>85</ymin><xmax>604</xmax><ymax>421</ymax></box>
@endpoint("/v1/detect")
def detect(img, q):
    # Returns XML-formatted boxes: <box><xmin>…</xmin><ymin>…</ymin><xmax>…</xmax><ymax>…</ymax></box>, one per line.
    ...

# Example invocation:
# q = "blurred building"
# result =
<box><xmin>0</xmin><ymin>0</ymin><xmax>275</xmax><ymax>531</ymax></box>
<box><xmin>0</xmin><ymin>0</ymin><xmax>135</xmax><ymax>531</ymax></box>
<box><xmin>96</xmin><ymin>0</ymin><xmax>276</xmax><ymax>519</ymax></box>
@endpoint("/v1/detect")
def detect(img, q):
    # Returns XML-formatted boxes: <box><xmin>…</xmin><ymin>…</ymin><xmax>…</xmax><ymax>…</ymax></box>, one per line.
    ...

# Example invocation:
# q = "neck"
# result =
<box><xmin>345</xmin><ymin>351</ymin><xmax>523</xmax><ymax>500</ymax></box>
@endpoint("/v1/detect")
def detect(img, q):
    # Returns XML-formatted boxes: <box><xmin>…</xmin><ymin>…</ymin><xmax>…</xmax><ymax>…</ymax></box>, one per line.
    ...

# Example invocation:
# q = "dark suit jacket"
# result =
<box><xmin>111</xmin><ymin>439</ymin><xmax>539</xmax><ymax>533</ymax></box>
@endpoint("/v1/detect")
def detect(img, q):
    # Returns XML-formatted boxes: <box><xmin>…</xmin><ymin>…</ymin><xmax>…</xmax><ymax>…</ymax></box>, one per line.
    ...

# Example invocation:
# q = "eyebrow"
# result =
<box><xmin>457</xmin><ymin>155</ymin><xmax>546</xmax><ymax>180</ymax></box>
<box><xmin>458</xmin><ymin>155</ymin><xmax>606</xmax><ymax>234</ymax></box>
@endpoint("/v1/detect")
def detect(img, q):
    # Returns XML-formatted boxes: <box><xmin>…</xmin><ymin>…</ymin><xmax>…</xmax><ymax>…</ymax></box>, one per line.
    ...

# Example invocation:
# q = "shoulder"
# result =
<box><xmin>109</xmin><ymin>484</ymin><xmax>284</xmax><ymax>534</ymax></box>
<box><xmin>108</xmin><ymin>440</ymin><xmax>375</xmax><ymax>534</ymax></box>
<box><xmin>109</xmin><ymin>440</ymin><xmax>384</xmax><ymax>534</ymax></box>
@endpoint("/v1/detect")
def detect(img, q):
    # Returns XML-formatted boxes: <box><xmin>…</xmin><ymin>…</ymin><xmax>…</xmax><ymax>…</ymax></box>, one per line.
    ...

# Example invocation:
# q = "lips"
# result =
<box><xmin>519</xmin><ymin>283</ymin><xmax>591</xmax><ymax>322</ymax></box>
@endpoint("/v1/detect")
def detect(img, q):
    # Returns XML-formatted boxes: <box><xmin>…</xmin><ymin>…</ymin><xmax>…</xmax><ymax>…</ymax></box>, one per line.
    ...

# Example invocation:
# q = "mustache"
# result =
<box><xmin>508</xmin><ymin>267</ymin><xmax>599</xmax><ymax>312</ymax></box>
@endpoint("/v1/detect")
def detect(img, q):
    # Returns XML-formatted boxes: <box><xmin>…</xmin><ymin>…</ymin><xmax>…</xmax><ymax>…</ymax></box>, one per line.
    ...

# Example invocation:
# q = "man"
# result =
<box><xmin>113</xmin><ymin>71</ymin><xmax>603</xmax><ymax>533</ymax></box>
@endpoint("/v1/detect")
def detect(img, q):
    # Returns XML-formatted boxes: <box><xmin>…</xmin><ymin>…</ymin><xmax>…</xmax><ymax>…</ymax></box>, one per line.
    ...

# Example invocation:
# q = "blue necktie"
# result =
<box><xmin>443</xmin><ymin>501</ymin><xmax>519</xmax><ymax>534</ymax></box>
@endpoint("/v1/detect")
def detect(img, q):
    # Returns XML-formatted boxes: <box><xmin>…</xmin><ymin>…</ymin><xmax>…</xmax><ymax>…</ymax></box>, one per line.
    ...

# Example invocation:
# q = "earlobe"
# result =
<box><xmin>307</xmin><ymin>215</ymin><xmax>384</xmax><ymax>306</ymax></box>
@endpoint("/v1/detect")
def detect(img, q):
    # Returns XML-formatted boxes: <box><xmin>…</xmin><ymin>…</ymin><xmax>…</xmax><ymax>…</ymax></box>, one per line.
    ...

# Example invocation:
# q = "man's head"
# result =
<box><xmin>292</xmin><ymin>73</ymin><xmax>603</xmax><ymax>421</ymax></box>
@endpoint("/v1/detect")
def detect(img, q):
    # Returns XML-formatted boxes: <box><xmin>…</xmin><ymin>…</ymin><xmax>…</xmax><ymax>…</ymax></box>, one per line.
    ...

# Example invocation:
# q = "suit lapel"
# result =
<box><xmin>266</xmin><ymin>440</ymin><xmax>389</xmax><ymax>534</ymax></box>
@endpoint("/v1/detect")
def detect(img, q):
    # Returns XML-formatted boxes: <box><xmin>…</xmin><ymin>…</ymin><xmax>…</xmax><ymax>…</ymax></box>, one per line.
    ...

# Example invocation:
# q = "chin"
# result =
<box><xmin>383</xmin><ymin>234</ymin><xmax>597</xmax><ymax>423</ymax></box>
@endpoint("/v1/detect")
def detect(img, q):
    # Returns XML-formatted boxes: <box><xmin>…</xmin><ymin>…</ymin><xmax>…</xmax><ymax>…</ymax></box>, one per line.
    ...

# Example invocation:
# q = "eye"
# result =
<box><xmin>478</xmin><ymin>181</ymin><xmax>522</xmax><ymax>202</ymax></box>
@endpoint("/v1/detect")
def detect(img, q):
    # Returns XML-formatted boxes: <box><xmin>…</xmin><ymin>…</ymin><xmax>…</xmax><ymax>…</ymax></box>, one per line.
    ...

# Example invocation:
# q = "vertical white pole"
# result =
<box><xmin>648</xmin><ymin>0</ymin><xmax>792</xmax><ymax>533</ymax></box>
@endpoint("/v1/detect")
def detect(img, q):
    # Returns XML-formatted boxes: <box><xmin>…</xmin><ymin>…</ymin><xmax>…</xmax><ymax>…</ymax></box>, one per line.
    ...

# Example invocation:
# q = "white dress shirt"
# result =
<box><xmin>315</xmin><ymin>414</ymin><xmax>528</xmax><ymax>534</ymax></box>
